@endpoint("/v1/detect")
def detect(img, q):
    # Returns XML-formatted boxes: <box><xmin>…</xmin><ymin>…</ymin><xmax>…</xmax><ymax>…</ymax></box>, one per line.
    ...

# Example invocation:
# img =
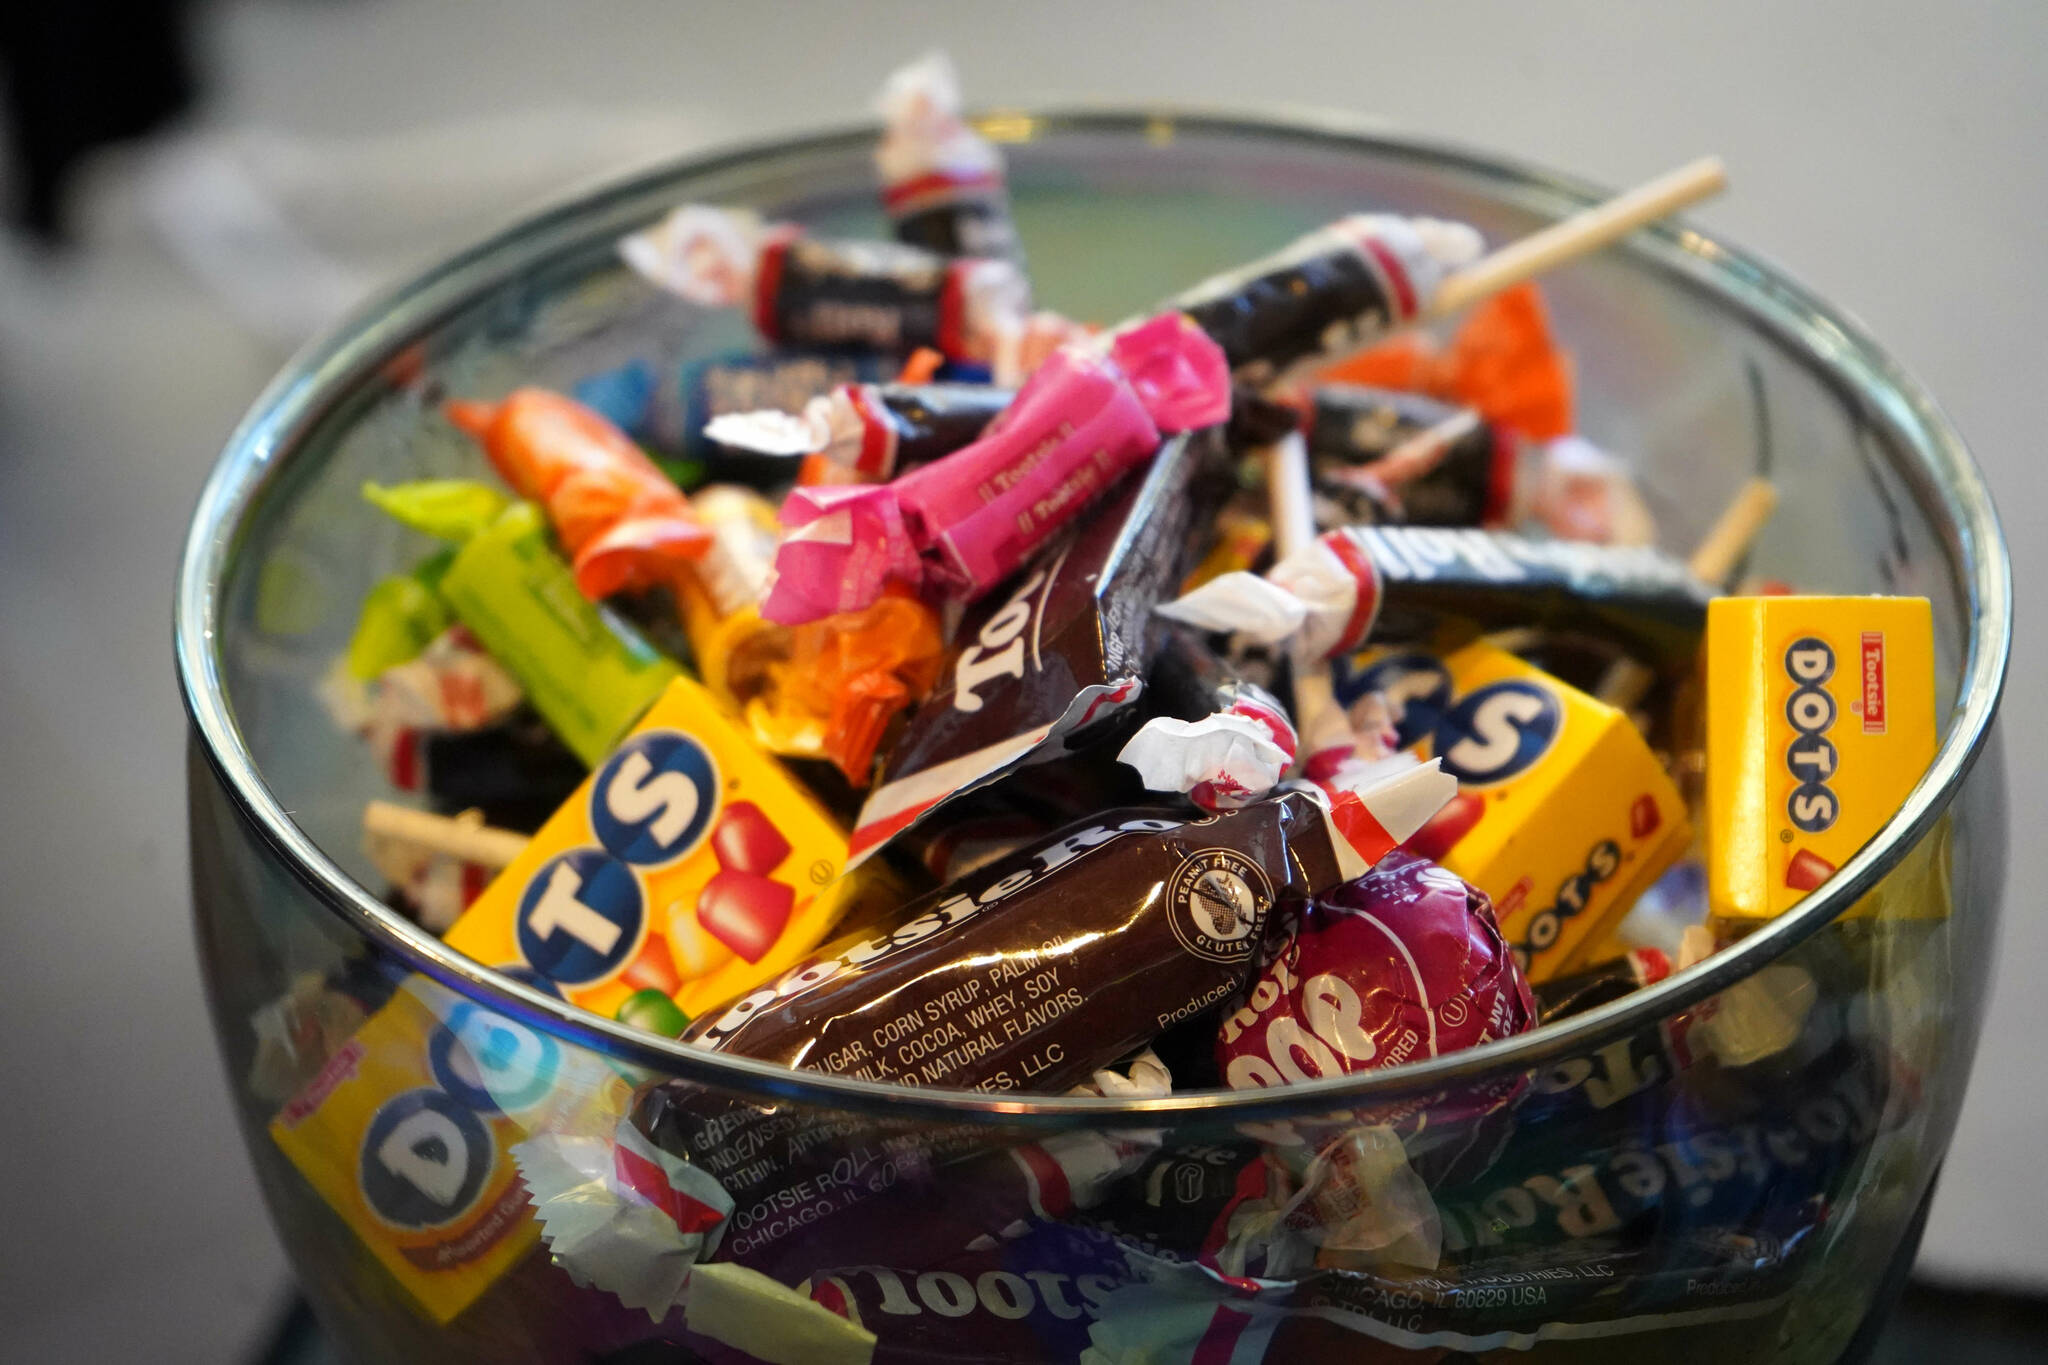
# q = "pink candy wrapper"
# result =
<box><xmin>762</xmin><ymin>315</ymin><xmax>1229</xmax><ymax>624</ymax></box>
<box><xmin>1217</xmin><ymin>851</ymin><xmax>1535</xmax><ymax>1095</ymax></box>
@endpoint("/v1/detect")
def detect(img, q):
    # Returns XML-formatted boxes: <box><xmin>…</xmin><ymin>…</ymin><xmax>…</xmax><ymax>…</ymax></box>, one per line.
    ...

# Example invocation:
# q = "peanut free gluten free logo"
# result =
<box><xmin>1166</xmin><ymin>848</ymin><xmax>1272</xmax><ymax>964</ymax></box>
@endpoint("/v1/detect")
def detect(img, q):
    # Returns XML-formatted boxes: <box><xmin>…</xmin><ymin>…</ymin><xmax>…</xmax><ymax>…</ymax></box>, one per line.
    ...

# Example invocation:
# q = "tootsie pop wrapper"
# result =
<box><xmin>704</xmin><ymin>381</ymin><xmax>1012</xmax><ymax>480</ymax></box>
<box><xmin>532</xmin><ymin>1054</ymin><xmax>1170</xmax><ymax>1318</ymax></box>
<box><xmin>761</xmin><ymin>316</ymin><xmax>1229</xmax><ymax>625</ymax></box>
<box><xmin>1217</xmin><ymin>851</ymin><xmax>1535</xmax><ymax>1097</ymax></box>
<box><xmin>1159</xmin><ymin>524</ymin><xmax>1709</xmax><ymax>669</ymax></box>
<box><xmin>842</xmin><ymin>426</ymin><xmax>1211</xmax><ymax>864</ymax></box>
<box><xmin>619</xmin><ymin>204</ymin><xmax>1028</xmax><ymax>367</ymax></box>
<box><xmin>688</xmin><ymin>784</ymin><xmax>1449</xmax><ymax>1093</ymax></box>
<box><xmin>443</xmin><ymin>388</ymin><xmax>711</xmax><ymax>601</ymax></box>
<box><xmin>1153</xmin><ymin>214</ymin><xmax>1483</xmax><ymax>385</ymax></box>
<box><xmin>875</xmin><ymin>51</ymin><xmax>1023</xmax><ymax>264</ymax></box>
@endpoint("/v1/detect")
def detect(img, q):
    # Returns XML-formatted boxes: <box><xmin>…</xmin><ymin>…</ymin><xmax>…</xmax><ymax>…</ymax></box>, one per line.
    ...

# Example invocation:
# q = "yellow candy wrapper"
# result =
<box><xmin>444</xmin><ymin>676</ymin><xmax>902</xmax><ymax>1026</ymax></box>
<box><xmin>1336</xmin><ymin>638</ymin><xmax>1691</xmax><ymax>981</ymax></box>
<box><xmin>1705</xmin><ymin>595</ymin><xmax>1936</xmax><ymax>926</ymax></box>
<box><xmin>268</xmin><ymin>974</ymin><xmax>624</xmax><ymax>1323</ymax></box>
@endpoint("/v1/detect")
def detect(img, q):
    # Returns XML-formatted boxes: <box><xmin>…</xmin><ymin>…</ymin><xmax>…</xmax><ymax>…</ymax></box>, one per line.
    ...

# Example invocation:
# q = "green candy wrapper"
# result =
<box><xmin>436</xmin><ymin>502</ymin><xmax>679</xmax><ymax>765</ymax></box>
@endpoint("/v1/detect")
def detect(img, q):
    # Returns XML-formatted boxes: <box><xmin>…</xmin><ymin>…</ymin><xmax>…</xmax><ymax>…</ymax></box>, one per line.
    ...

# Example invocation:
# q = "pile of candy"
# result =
<box><xmin>273</xmin><ymin>53</ymin><xmax>1942</xmax><ymax>1363</ymax></box>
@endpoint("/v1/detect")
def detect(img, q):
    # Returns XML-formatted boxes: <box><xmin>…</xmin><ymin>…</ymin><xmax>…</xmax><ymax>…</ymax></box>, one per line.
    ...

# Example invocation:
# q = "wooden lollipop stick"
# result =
<box><xmin>1373</xmin><ymin>408</ymin><xmax>1483</xmax><ymax>486</ymax></box>
<box><xmin>1428</xmin><ymin>156</ymin><xmax>1728</xmax><ymax>318</ymax></box>
<box><xmin>1265</xmin><ymin>429</ymin><xmax>1319</xmax><ymax>559</ymax></box>
<box><xmin>363</xmin><ymin>800</ymin><xmax>529</xmax><ymax>869</ymax></box>
<box><xmin>1688</xmin><ymin>476</ymin><xmax>1779</xmax><ymax>586</ymax></box>
<box><xmin>1595</xmin><ymin>657</ymin><xmax>1657</xmax><ymax>713</ymax></box>
<box><xmin>1264</xmin><ymin>432</ymin><xmax>1352</xmax><ymax>758</ymax></box>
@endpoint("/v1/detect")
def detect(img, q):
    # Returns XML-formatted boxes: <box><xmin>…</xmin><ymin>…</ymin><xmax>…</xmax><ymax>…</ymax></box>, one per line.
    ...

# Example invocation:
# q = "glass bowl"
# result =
<box><xmin>178</xmin><ymin>109</ymin><xmax>2010</xmax><ymax>1364</ymax></box>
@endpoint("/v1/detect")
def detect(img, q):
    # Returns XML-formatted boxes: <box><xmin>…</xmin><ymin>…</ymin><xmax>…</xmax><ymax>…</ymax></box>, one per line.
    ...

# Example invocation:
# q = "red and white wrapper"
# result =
<box><xmin>618</xmin><ymin>204</ymin><xmax>766</xmax><ymax>309</ymax></box>
<box><xmin>1298</xmin><ymin>690</ymin><xmax>1401</xmax><ymax>788</ymax></box>
<box><xmin>703</xmin><ymin>388</ymin><xmax>886</xmax><ymax>475</ymax></box>
<box><xmin>1118</xmin><ymin>692</ymin><xmax>1299</xmax><ymax>813</ymax></box>
<box><xmin>515</xmin><ymin>1116</ymin><xmax>737</xmax><ymax>1322</ymax></box>
<box><xmin>360</xmin><ymin>839</ymin><xmax>495</xmax><ymax>934</ymax></box>
<box><xmin>1530</xmin><ymin>433</ymin><xmax>1657</xmax><ymax>545</ymax></box>
<box><xmin>874</xmin><ymin>51</ymin><xmax>1019</xmax><ymax>262</ymax></box>
<box><xmin>1199</xmin><ymin>1125</ymin><xmax>1444</xmax><ymax>1280</ymax></box>
<box><xmin>1295</xmin><ymin>756</ymin><xmax>1457</xmax><ymax>879</ymax></box>
<box><xmin>761</xmin><ymin>315</ymin><xmax>1228</xmax><ymax>624</ymax></box>
<box><xmin>1155</xmin><ymin>528</ymin><xmax>1384</xmax><ymax>662</ymax></box>
<box><xmin>318</xmin><ymin>627</ymin><xmax>523</xmax><ymax>791</ymax></box>
<box><xmin>968</xmin><ymin>1049</ymin><xmax>1177</xmax><ymax>1251</ymax></box>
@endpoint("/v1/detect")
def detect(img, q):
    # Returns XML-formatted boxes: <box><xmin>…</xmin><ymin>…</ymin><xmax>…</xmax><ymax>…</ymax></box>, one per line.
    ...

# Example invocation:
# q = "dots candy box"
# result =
<box><xmin>1705</xmin><ymin>595</ymin><xmax>1936</xmax><ymax>926</ymax></box>
<box><xmin>268</xmin><ymin>974</ymin><xmax>625</xmax><ymax>1323</ymax></box>
<box><xmin>442</xmin><ymin>675</ymin><xmax>899</xmax><ymax>1026</ymax></box>
<box><xmin>1335</xmin><ymin>637</ymin><xmax>1691</xmax><ymax>981</ymax></box>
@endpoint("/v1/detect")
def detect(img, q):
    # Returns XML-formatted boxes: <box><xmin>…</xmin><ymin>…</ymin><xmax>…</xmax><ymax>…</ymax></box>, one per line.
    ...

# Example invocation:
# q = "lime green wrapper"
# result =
<box><xmin>437</xmin><ymin>502</ymin><xmax>679</xmax><ymax>766</ymax></box>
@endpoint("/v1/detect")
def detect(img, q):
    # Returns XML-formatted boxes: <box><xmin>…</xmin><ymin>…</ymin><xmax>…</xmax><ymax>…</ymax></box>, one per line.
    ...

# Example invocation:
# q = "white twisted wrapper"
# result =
<box><xmin>874</xmin><ymin>51</ymin><xmax>1002</xmax><ymax>189</ymax></box>
<box><xmin>618</xmin><ymin>204</ymin><xmax>764</xmax><ymax>309</ymax></box>
<box><xmin>1156</xmin><ymin>525</ymin><xmax>1371</xmax><ymax>662</ymax></box>
<box><xmin>1118</xmin><ymin>712</ymin><xmax>1295</xmax><ymax>812</ymax></box>
<box><xmin>513</xmin><ymin>1116</ymin><xmax>734</xmax><ymax>1322</ymax></box>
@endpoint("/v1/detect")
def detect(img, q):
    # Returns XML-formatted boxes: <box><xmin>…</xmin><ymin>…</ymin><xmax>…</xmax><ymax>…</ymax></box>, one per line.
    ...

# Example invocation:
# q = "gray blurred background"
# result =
<box><xmin>0</xmin><ymin>1</ymin><xmax>2041</xmax><ymax>1360</ymax></box>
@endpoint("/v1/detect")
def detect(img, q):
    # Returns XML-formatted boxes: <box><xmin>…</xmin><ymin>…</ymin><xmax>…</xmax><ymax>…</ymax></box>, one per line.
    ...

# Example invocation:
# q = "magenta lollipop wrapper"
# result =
<box><xmin>761</xmin><ymin>317</ymin><xmax>1228</xmax><ymax>624</ymax></box>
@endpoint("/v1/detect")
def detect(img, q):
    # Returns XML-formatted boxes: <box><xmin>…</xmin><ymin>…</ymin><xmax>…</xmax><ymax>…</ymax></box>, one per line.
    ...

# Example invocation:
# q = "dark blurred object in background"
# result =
<box><xmin>0</xmin><ymin>0</ymin><xmax>198</xmax><ymax>240</ymax></box>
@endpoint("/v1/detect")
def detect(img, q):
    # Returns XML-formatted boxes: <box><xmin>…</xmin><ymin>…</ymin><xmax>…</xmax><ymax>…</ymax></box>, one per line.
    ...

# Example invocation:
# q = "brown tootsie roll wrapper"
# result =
<box><xmin>883</xmin><ymin>743</ymin><xmax>1158</xmax><ymax>888</ymax></box>
<box><xmin>688</xmin><ymin>790</ymin><xmax>1354</xmax><ymax>1093</ymax></box>
<box><xmin>624</xmin><ymin>1055</ymin><xmax>1170</xmax><ymax>1289</ymax></box>
<box><xmin>1084</xmin><ymin>1229</ymin><xmax>1802</xmax><ymax>1361</ymax></box>
<box><xmin>806</xmin><ymin>1222</ymin><xmax>1134</xmax><ymax>1364</ymax></box>
<box><xmin>846</xmin><ymin>426</ymin><xmax>1226</xmax><ymax>864</ymax></box>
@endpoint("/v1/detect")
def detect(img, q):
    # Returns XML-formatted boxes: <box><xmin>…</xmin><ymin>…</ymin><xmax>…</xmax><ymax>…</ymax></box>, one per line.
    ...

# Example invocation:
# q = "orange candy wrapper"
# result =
<box><xmin>444</xmin><ymin>388</ymin><xmax>709</xmax><ymax>600</ymax></box>
<box><xmin>677</xmin><ymin>485</ymin><xmax>943</xmax><ymax>783</ymax></box>
<box><xmin>1320</xmin><ymin>283</ymin><xmax>1575</xmax><ymax>442</ymax></box>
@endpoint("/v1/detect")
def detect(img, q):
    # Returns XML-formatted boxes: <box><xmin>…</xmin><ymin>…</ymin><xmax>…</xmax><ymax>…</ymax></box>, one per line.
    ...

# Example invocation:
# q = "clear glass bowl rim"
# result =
<box><xmin>174</xmin><ymin>106</ymin><xmax>2012</xmax><ymax>1127</ymax></box>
